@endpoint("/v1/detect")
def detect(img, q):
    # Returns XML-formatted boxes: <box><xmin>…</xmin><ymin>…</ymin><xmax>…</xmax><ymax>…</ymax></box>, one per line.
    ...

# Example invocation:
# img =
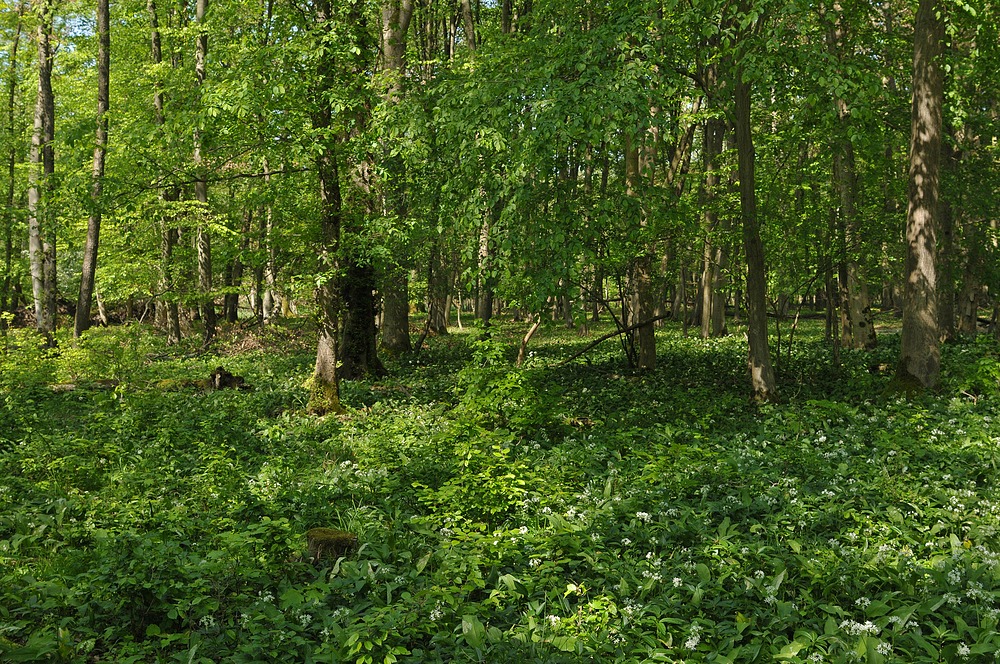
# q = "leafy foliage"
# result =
<box><xmin>2</xmin><ymin>320</ymin><xmax>1000</xmax><ymax>662</ymax></box>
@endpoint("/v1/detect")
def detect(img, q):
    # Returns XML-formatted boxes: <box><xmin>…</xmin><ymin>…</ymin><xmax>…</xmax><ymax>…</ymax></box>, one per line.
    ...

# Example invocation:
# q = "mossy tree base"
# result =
<box><xmin>307</xmin><ymin>377</ymin><xmax>344</xmax><ymax>416</ymax></box>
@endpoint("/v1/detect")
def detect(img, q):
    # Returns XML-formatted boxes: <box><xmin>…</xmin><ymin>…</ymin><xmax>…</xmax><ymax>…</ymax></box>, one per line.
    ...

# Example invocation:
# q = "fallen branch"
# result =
<box><xmin>556</xmin><ymin>315</ymin><xmax>669</xmax><ymax>367</ymax></box>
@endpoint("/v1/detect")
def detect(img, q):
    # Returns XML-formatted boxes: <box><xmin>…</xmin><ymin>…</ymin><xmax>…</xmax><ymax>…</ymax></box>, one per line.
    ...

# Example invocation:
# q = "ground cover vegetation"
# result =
<box><xmin>2</xmin><ymin>318</ymin><xmax>1000</xmax><ymax>662</ymax></box>
<box><xmin>2</xmin><ymin>0</ymin><xmax>1000</xmax><ymax>660</ymax></box>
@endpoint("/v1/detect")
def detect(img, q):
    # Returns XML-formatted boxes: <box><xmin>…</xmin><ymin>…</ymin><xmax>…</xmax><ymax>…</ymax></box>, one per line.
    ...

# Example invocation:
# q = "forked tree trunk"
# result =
<box><xmin>735</xmin><ymin>76</ymin><xmax>776</xmax><ymax>401</ymax></box>
<box><xmin>75</xmin><ymin>0</ymin><xmax>110</xmax><ymax>338</ymax></box>
<box><xmin>896</xmin><ymin>0</ymin><xmax>943</xmax><ymax>390</ymax></box>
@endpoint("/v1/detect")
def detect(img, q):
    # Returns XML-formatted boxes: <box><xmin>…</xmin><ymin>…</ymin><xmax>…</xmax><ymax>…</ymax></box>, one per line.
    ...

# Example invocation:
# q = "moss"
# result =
<box><xmin>306</xmin><ymin>527</ymin><xmax>357</xmax><ymax>563</ymax></box>
<box><xmin>306</xmin><ymin>378</ymin><xmax>345</xmax><ymax>416</ymax></box>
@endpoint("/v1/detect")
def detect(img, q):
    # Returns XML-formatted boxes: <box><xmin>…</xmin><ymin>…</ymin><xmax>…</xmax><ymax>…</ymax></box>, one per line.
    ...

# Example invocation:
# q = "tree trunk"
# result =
<box><xmin>825</xmin><ymin>0</ymin><xmax>876</xmax><ymax>351</ymax></box>
<box><xmin>956</xmin><ymin>215</ymin><xmax>982</xmax><ymax>337</ymax></box>
<box><xmin>625</xmin><ymin>133</ymin><xmax>655</xmax><ymax>370</ymax></box>
<box><xmin>380</xmin><ymin>270</ymin><xmax>412</xmax><ymax>354</ymax></box>
<box><xmin>699</xmin><ymin>111</ymin><xmax>727</xmax><ymax>339</ymax></box>
<box><xmin>2</xmin><ymin>7</ymin><xmax>23</xmax><ymax>322</ymax></box>
<box><xmin>896</xmin><ymin>0</ymin><xmax>943</xmax><ymax>390</ymax></box>
<box><xmin>936</xmin><ymin>140</ymin><xmax>957</xmax><ymax>342</ymax></box>
<box><xmin>377</xmin><ymin>0</ymin><xmax>415</xmax><ymax>354</ymax></box>
<box><xmin>341</xmin><ymin>263</ymin><xmax>387</xmax><ymax>379</ymax></box>
<box><xmin>308</xmin><ymin>0</ymin><xmax>348</xmax><ymax>415</ymax></box>
<box><xmin>147</xmin><ymin>0</ymin><xmax>182</xmax><ymax>343</ymax></box>
<box><xmin>194</xmin><ymin>0</ymin><xmax>216</xmax><ymax>344</ymax></box>
<box><xmin>75</xmin><ymin>0</ymin><xmax>110</xmax><ymax>338</ymax></box>
<box><xmin>735</xmin><ymin>76</ymin><xmax>776</xmax><ymax>401</ymax></box>
<box><xmin>27</xmin><ymin>0</ymin><xmax>56</xmax><ymax>343</ymax></box>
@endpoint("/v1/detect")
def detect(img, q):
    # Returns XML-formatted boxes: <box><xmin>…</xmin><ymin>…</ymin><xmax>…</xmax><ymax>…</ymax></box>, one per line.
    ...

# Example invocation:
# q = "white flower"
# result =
<box><xmin>856</xmin><ymin>597</ymin><xmax>871</xmax><ymax>609</ymax></box>
<box><xmin>529</xmin><ymin>558</ymin><xmax>541</xmax><ymax>568</ymax></box>
<box><xmin>636</xmin><ymin>512</ymin><xmax>651</xmax><ymax>523</ymax></box>
<box><xmin>673</xmin><ymin>577</ymin><xmax>683</xmax><ymax>587</ymax></box>
<box><xmin>957</xmin><ymin>642</ymin><xmax>970</xmax><ymax>657</ymax></box>
<box><xmin>547</xmin><ymin>615</ymin><xmax>560</xmax><ymax>627</ymax></box>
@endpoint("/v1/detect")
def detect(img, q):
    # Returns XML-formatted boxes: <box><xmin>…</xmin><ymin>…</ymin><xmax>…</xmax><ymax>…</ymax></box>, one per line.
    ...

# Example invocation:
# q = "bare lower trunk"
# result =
<box><xmin>896</xmin><ymin>0</ymin><xmax>942</xmax><ymax>390</ymax></box>
<box><xmin>340</xmin><ymin>263</ymin><xmax>387</xmax><ymax>379</ymax></box>
<box><xmin>380</xmin><ymin>270</ymin><xmax>412</xmax><ymax>355</ymax></box>
<box><xmin>2</xmin><ymin>10</ymin><xmax>23</xmax><ymax>321</ymax></box>
<box><xmin>28</xmin><ymin>4</ymin><xmax>56</xmax><ymax>342</ymax></box>
<box><xmin>75</xmin><ymin>0</ymin><xmax>110</xmax><ymax>338</ymax></box>
<box><xmin>735</xmin><ymin>76</ymin><xmax>776</xmax><ymax>401</ymax></box>
<box><xmin>956</xmin><ymin>216</ymin><xmax>982</xmax><ymax>337</ymax></box>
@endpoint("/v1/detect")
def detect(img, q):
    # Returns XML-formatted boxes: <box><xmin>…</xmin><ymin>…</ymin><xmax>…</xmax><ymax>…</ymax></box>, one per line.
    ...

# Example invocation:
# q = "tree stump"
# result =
<box><xmin>306</xmin><ymin>528</ymin><xmax>358</xmax><ymax>564</ymax></box>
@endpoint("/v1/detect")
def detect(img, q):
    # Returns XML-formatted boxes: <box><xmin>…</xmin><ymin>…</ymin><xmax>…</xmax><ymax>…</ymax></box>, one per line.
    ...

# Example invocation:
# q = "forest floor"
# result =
<box><xmin>1</xmin><ymin>315</ymin><xmax>999</xmax><ymax>663</ymax></box>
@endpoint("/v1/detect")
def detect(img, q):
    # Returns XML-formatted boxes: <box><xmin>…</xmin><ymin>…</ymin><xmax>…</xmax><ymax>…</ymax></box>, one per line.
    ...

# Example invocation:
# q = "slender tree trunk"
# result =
<box><xmin>194</xmin><ymin>0</ymin><xmax>215</xmax><ymax>344</ymax></box>
<box><xmin>27</xmin><ymin>0</ymin><xmax>56</xmax><ymax>343</ymax></box>
<box><xmin>2</xmin><ymin>7</ymin><xmax>24</xmax><ymax>322</ymax></box>
<box><xmin>147</xmin><ymin>0</ymin><xmax>181</xmax><ymax>342</ymax></box>
<box><xmin>75</xmin><ymin>0</ymin><xmax>110</xmax><ymax>338</ymax></box>
<box><xmin>896</xmin><ymin>0</ymin><xmax>943</xmax><ymax>390</ymax></box>
<box><xmin>625</xmin><ymin>133</ymin><xmax>656</xmax><ymax>370</ymax></box>
<box><xmin>735</xmin><ymin>76</ymin><xmax>776</xmax><ymax>401</ymax></box>
<box><xmin>956</xmin><ymin>215</ymin><xmax>982</xmax><ymax>337</ymax></box>
<box><xmin>936</xmin><ymin>140</ymin><xmax>957</xmax><ymax>341</ymax></box>
<box><xmin>699</xmin><ymin>111</ymin><xmax>727</xmax><ymax>339</ymax></box>
<box><xmin>824</xmin><ymin>1</ymin><xmax>876</xmax><ymax>351</ymax></box>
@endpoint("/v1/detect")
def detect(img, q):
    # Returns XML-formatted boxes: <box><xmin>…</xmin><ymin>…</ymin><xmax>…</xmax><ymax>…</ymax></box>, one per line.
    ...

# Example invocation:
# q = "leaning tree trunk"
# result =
<box><xmin>27</xmin><ymin>0</ymin><xmax>56</xmax><ymax>343</ymax></box>
<box><xmin>895</xmin><ymin>0</ymin><xmax>943</xmax><ymax>390</ymax></box>
<box><xmin>735</xmin><ymin>76</ymin><xmax>776</xmax><ymax>401</ymax></box>
<box><xmin>75</xmin><ymin>0</ymin><xmax>110</xmax><ymax>338</ymax></box>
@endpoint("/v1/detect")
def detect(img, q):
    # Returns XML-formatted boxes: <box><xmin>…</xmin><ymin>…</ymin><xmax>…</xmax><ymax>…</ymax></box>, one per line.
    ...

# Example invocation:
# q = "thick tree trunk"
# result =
<box><xmin>896</xmin><ymin>0</ymin><xmax>943</xmax><ymax>390</ymax></box>
<box><xmin>340</xmin><ymin>263</ymin><xmax>387</xmax><ymax>379</ymax></box>
<box><xmin>75</xmin><ymin>0</ymin><xmax>110</xmax><ymax>338</ymax></box>
<box><xmin>376</xmin><ymin>0</ymin><xmax>415</xmax><ymax>354</ymax></box>
<box><xmin>27</xmin><ymin>1</ymin><xmax>56</xmax><ymax>343</ymax></box>
<box><xmin>380</xmin><ymin>270</ymin><xmax>412</xmax><ymax>354</ymax></box>
<box><xmin>308</xmin><ymin>0</ymin><xmax>347</xmax><ymax>415</ymax></box>
<box><xmin>735</xmin><ymin>77</ymin><xmax>776</xmax><ymax>401</ymax></box>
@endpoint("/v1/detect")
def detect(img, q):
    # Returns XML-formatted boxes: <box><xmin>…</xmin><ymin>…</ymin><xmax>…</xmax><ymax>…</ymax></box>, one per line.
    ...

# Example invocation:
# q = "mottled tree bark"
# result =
<box><xmin>27</xmin><ymin>0</ymin><xmax>56</xmax><ymax>343</ymax></box>
<box><xmin>75</xmin><ymin>0</ymin><xmax>110</xmax><ymax>338</ymax></box>
<box><xmin>896</xmin><ymin>0</ymin><xmax>943</xmax><ymax>390</ymax></box>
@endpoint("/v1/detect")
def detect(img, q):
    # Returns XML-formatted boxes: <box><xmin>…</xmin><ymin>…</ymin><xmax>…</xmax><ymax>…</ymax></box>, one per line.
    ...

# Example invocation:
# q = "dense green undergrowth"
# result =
<box><xmin>2</xmin><ymin>318</ymin><xmax>1000</xmax><ymax>663</ymax></box>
